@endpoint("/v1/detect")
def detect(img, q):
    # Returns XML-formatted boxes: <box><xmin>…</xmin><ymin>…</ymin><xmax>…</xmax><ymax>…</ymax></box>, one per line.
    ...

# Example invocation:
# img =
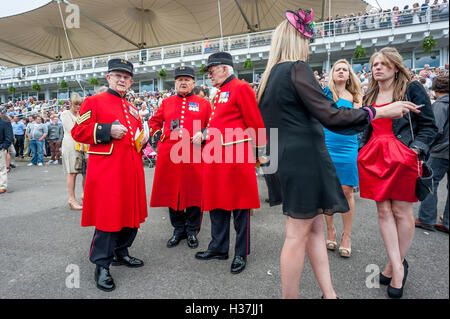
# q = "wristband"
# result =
<box><xmin>362</xmin><ymin>107</ymin><xmax>374</xmax><ymax>122</ymax></box>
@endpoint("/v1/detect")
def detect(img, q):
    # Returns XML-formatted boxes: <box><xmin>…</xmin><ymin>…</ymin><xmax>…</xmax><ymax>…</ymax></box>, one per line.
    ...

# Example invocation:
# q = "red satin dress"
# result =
<box><xmin>357</xmin><ymin>103</ymin><xmax>419</xmax><ymax>202</ymax></box>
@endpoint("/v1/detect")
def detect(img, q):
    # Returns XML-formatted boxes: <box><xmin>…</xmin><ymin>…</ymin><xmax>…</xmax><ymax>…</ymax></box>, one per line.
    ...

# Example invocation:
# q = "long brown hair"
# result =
<box><xmin>257</xmin><ymin>19</ymin><xmax>310</xmax><ymax>103</ymax></box>
<box><xmin>328</xmin><ymin>59</ymin><xmax>362</xmax><ymax>104</ymax></box>
<box><xmin>363</xmin><ymin>47</ymin><xmax>410</xmax><ymax>106</ymax></box>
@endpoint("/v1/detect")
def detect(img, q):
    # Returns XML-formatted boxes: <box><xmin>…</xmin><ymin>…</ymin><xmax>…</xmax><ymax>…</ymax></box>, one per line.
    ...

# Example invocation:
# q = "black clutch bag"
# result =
<box><xmin>415</xmin><ymin>160</ymin><xmax>433</xmax><ymax>201</ymax></box>
<box><xmin>407</xmin><ymin>112</ymin><xmax>434</xmax><ymax>201</ymax></box>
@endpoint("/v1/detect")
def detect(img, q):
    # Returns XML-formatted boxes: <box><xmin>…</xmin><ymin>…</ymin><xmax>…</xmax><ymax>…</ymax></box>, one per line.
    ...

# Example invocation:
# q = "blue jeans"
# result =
<box><xmin>418</xmin><ymin>157</ymin><xmax>449</xmax><ymax>229</ymax></box>
<box><xmin>30</xmin><ymin>140</ymin><xmax>44</xmax><ymax>165</ymax></box>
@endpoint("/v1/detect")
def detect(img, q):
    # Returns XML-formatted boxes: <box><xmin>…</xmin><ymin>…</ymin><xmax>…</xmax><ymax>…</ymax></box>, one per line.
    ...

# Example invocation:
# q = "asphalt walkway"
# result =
<box><xmin>0</xmin><ymin>160</ymin><xmax>448</xmax><ymax>299</ymax></box>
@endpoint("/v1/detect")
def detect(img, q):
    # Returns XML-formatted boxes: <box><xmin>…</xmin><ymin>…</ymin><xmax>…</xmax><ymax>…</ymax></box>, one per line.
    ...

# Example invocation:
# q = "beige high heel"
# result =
<box><xmin>339</xmin><ymin>233</ymin><xmax>351</xmax><ymax>258</ymax></box>
<box><xmin>326</xmin><ymin>240</ymin><xmax>338</xmax><ymax>251</ymax></box>
<box><xmin>326</xmin><ymin>227</ymin><xmax>337</xmax><ymax>251</ymax></box>
<box><xmin>68</xmin><ymin>200</ymin><xmax>83</xmax><ymax>211</ymax></box>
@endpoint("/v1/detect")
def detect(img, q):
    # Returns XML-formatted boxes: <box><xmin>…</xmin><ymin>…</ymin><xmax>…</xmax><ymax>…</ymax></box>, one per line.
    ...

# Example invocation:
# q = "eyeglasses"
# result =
<box><xmin>109</xmin><ymin>73</ymin><xmax>132</xmax><ymax>81</ymax></box>
<box><xmin>207</xmin><ymin>66</ymin><xmax>222</xmax><ymax>76</ymax></box>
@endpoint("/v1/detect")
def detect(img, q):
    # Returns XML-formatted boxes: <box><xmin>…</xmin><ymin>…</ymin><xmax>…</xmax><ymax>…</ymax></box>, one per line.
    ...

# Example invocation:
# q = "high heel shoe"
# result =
<box><xmin>68</xmin><ymin>200</ymin><xmax>83</xmax><ymax>211</ymax></box>
<box><xmin>379</xmin><ymin>272</ymin><xmax>392</xmax><ymax>285</ymax></box>
<box><xmin>402</xmin><ymin>259</ymin><xmax>408</xmax><ymax>286</ymax></box>
<box><xmin>326</xmin><ymin>240</ymin><xmax>337</xmax><ymax>251</ymax></box>
<box><xmin>339</xmin><ymin>246</ymin><xmax>351</xmax><ymax>258</ymax></box>
<box><xmin>380</xmin><ymin>259</ymin><xmax>408</xmax><ymax>286</ymax></box>
<box><xmin>338</xmin><ymin>233</ymin><xmax>351</xmax><ymax>258</ymax></box>
<box><xmin>387</xmin><ymin>283</ymin><xmax>403</xmax><ymax>298</ymax></box>
<box><xmin>326</xmin><ymin>228</ymin><xmax>337</xmax><ymax>251</ymax></box>
<box><xmin>387</xmin><ymin>260</ymin><xmax>408</xmax><ymax>299</ymax></box>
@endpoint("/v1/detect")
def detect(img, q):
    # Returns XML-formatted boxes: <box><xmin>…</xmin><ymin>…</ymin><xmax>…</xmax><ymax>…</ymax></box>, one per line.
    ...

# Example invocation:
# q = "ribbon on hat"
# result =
<box><xmin>285</xmin><ymin>9</ymin><xmax>315</xmax><ymax>39</ymax></box>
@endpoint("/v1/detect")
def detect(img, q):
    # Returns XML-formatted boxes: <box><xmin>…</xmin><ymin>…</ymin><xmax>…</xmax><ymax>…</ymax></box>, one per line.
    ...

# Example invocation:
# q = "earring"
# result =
<box><xmin>395</xmin><ymin>72</ymin><xmax>399</xmax><ymax>80</ymax></box>
<box><xmin>346</xmin><ymin>79</ymin><xmax>350</xmax><ymax>86</ymax></box>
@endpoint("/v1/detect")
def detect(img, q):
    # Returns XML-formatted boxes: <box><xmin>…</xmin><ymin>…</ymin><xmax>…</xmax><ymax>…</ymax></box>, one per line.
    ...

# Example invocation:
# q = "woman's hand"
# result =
<box><xmin>375</xmin><ymin>101</ymin><xmax>420</xmax><ymax>120</ymax></box>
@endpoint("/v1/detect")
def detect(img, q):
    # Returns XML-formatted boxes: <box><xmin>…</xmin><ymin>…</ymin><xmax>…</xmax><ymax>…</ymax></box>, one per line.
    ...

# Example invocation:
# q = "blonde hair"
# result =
<box><xmin>257</xmin><ymin>20</ymin><xmax>310</xmax><ymax>102</ymax></box>
<box><xmin>363</xmin><ymin>47</ymin><xmax>410</xmax><ymax>106</ymax></box>
<box><xmin>328</xmin><ymin>59</ymin><xmax>362</xmax><ymax>104</ymax></box>
<box><xmin>69</xmin><ymin>93</ymin><xmax>83</xmax><ymax>107</ymax></box>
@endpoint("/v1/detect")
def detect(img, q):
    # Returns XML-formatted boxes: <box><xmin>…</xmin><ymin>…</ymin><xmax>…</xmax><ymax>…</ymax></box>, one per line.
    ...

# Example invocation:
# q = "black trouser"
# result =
<box><xmin>14</xmin><ymin>135</ymin><xmax>24</xmax><ymax>157</ymax></box>
<box><xmin>169</xmin><ymin>206</ymin><xmax>202</xmax><ymax>236</ymax></box>
<box><xmin>208</xmin><ymin>209</ymin><xmax>250</xmax><ymax>257</ymax></box>
<box><xmin>89</xmin><ymin>227</ymin><xmax>138</xmax><ymax>268</ymax></box>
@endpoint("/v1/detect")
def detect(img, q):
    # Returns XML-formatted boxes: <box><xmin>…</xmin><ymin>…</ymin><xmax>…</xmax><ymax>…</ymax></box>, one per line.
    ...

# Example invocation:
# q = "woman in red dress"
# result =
<box><xmin>358</xmin><ymin>47</ymin><xmax>437</xmax><ymax>298</ymax></box>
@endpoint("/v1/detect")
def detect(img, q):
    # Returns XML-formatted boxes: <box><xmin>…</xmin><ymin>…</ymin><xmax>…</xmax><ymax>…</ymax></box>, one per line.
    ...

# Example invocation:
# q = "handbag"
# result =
<box><xmin>407</xmin><ymin>112</ymin><xmax>434</xmax><ymax>201</ymax></box>
<box><xmin>74</xmin><ymin>155</ymin><xmax>83</xmax><ymax>171</ymax></box>
<box><xmin>81</xmin><ymin>155</ymin><xmax>88</xmax><ymax>176</ymax></box>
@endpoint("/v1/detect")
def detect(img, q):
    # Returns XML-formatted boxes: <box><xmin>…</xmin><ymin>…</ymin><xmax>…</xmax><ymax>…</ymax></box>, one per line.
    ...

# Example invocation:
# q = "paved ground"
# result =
<box><xmin>0</xmin><ymin>159</ymin><xmax>448</xmax><ymax>299</ymax></box>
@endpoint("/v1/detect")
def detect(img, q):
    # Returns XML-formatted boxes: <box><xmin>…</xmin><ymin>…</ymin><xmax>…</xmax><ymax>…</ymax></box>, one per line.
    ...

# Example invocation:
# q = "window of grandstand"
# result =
<box><xmin>402</xmin><ymin>52</ymin><xmax>413</xmax><ymax>69</ymax></box>
<box><xmin>351</xmin><ymin>58</ymin><xmax>370</xmax><ymax>73</ymax></box>
<box><xmin>57</xmin><ymin>89</ymin><xmax>69</xmax><ymax>100</ymax></box>
<box><xmin>140</xmin><ymin>81</ymin><xmax>155</xmax><ymax>93</ymax></box>
<box><xmin>50</xmin><ymin>91</ymin><xmax>58</xmax><ymax>100</ymax></box>
<box><xmin>415</xmin><ymin>50</ymin><xmax>441</xmax><ymax>69</ymax></box>
<box><xmin>238</xmin><ymin>71</ymin><xmax>253</xmax><ymax>83</ymax></box>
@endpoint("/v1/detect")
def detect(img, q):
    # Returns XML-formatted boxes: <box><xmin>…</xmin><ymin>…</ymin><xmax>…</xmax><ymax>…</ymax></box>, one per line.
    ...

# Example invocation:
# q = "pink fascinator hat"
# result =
<box><xmin>285</xmin><ymin>9</ymin><xmax>315</xmax><ymax>39</ymax></box>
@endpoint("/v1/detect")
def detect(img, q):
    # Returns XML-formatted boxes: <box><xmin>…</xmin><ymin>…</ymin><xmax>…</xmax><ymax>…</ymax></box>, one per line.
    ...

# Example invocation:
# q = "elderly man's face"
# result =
<box><xmin>106</xmin><ymin>70</ymin><xmax>133</xmax><ymax>96</ymax></box>
<box><xmin>208</xmin><ymin>65</ymin><xmax>230</xmax><ymax>88</ymax></box>
<box><xmin>175</xmin><ymin>76</ymin><xmax>195</xmax><ymax>96</ymax></box>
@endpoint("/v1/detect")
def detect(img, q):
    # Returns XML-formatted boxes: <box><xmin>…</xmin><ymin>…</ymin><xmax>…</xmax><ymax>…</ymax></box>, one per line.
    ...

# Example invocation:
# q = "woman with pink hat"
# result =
<box><xmin>258</xmin><ymin>8</ymin><xmax>420</xmax><ymax>299</ymax></box>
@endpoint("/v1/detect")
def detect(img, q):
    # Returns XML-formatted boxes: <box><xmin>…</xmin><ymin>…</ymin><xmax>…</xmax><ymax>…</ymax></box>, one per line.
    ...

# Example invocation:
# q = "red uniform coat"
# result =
<box><xmin>71</xmin><ymin>89</ymin><xmax>148</xmax><ymax>232</ymax></box>
<box><xmin>149</xmin><ymin>92</ymin><xmax>211</xmax><ymax>210</ymax></box>
<box><xmin>202</xmin><ymin>76</ymin><xmax>266</xmax><ymax>211</ymax></box>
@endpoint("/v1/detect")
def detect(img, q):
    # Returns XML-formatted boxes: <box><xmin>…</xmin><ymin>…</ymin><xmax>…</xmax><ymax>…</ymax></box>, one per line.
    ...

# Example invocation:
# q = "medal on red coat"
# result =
<box><xmin>188</xmin><ymin>102</ymin><xmax>199</xmax><ymax>112</ymax></box>
<box><xmin>218</xmin><ymin>92</ymin><xmax>230</xmax><ymax>103</ymax></box>
<box><xmin>128</xmin><ymin>106</ymin><xmax>139</xmax><ymax>120</ymax></box>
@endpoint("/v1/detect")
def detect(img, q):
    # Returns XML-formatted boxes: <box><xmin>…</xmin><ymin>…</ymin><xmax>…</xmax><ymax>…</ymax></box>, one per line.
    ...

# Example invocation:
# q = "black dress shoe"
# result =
<box><xmin>95</xmin><ymin>265</ymin><xmax>115</xmax><ymax>292</ymax></box>
<box><xmin>167</xmin><ymin>233</ymin><xmax>187</xmax><ymax>248</ymax></box>
<box><xmin>402</xmin><ymin>259</ymin><xmax>408</xmax><ymax>286</ymax></box>
<box><xmin>231</xmin><ymin>256</ymin><xmax>247</xmax><ymax>274</ymax></box>
<box><xmin>387</xmin><ymin>283</ymin><xmax>403</xmax><ymax>298</ymax></box>
<box><xmin>112</xmin><ymin>255</ymin><xmax>144</xmax><ymax>268</ymax></box>
<box><xmin>195</xmin><ymin>250</ymin><xmax>228</xmax><ymax>260</ymax></box>
<box><xmin>380</xmin><ymin>259</ymin><xmax>408</xmax><ymax>286</ymax></box>
<box><xmin>387</xmin><ymin>259</ymin><xmax>409</xmax><ymax>298</ymax></box>
<box><xmin>187</xmin><ymin>234</ymin><xmax>199</xmax><ymax>249</ymax></box>
<box><xmin>379</xmin><ymin>272</ymin><xmax>392</xmax><ymax>285</ymax></box>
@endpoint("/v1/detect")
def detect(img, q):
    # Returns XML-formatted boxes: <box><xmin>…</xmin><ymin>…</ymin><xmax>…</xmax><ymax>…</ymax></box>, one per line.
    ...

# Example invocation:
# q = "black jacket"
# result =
<box><xmin>430</xmin><ymin>94</ymin><xmax>449</xmax><ymax>159</ymax></box>
<box><xmin>359</xmin><ymin>81</ymin><xmax>438</xmax><ymax>160</ymax></box>
<box><xmin>0</xmin><ymin>118</ymin><xmax>13</xmax><ymax>150</ymax></box>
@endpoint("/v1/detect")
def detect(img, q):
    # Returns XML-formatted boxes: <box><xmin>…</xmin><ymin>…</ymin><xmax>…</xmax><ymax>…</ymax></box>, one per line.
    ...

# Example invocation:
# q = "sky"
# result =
<box><xmin>0</xmin><ymin>0</ymin><xmax>51</xmax><ymax>18</ymax></box>
<box><xmin>0</xmin><ymin>0</ymin><xmax>430</xmax><ymax>18</ymax></box>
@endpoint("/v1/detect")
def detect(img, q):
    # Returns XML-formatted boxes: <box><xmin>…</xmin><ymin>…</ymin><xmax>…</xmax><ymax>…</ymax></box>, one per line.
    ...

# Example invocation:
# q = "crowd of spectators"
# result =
<box><xmin>314</xmin><ymin>64</ymin><xmax>449</xmax><ymax>101</ymax></box>
<box><xmin>0</xmin><ymin>84</ymin><xmax>214</xmax><ymax>168</ymax></box>
<box><xmin>319</xmin><ymin>0</ymin><xmax>448</xmax><ymax>36</ymax></box>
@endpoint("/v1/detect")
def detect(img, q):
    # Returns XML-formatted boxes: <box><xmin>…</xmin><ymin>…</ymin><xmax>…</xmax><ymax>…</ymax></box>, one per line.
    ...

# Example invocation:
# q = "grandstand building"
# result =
<box><xmin>0</xmin><ymin>1</ymin><xmax>448</xmax><ymax>102</ymax></box>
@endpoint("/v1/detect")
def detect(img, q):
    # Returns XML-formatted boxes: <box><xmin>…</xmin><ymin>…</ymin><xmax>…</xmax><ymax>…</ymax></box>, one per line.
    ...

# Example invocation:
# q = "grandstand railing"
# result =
<box><xmin>1</xmin><ymin>4</ymin><xmax>448</xmax><ymax>82</ymax></box>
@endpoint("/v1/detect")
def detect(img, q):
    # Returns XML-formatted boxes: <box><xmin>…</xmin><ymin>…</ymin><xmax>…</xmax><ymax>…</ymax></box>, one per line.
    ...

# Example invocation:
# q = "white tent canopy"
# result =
<box><xmin>0</xmin><ymin>0</ymin><xmax>369</xmax><ymax>67</ymax></box>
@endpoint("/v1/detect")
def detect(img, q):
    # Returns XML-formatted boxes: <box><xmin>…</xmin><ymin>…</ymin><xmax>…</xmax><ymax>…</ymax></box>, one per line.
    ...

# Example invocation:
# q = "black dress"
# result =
<box><xmin>259</xmin><ymin>61</ymin><xmax>372</xmax><ymax>219</ymax></box>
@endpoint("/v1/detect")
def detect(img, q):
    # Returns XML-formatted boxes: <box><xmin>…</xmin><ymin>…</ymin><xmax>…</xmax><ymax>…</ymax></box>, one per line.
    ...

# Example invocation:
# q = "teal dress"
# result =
<box><xmin>323</xmin><ymin>87</ymin><xmax>359</xmax><ymax>186</ymax></box>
